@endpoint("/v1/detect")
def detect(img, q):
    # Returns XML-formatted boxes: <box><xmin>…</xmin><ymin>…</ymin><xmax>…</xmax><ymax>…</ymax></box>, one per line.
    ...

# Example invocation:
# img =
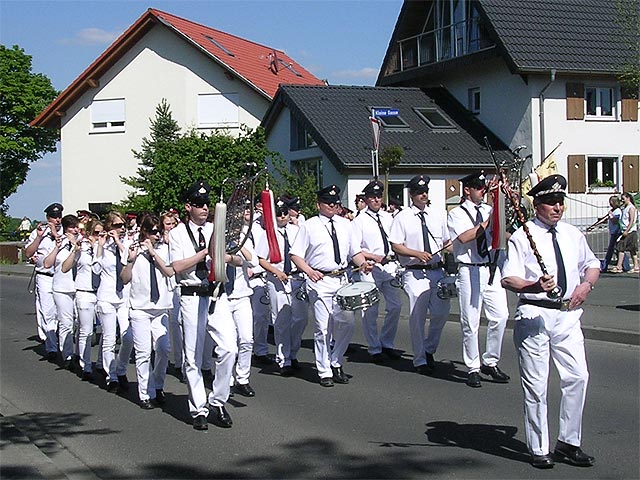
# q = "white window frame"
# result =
<box><xmin>91</xmin><ymin>98</ymin><xmax>125</xmax><ymax>133</ymax></box>
<box><xmin>197</xmin><ymin>93</ymin><xmax>239</xmax><ymax>128</ymax></box>
<box><xmin>586</xmin><ymin>155</ymin><xmax>621</xmax><ymax>193</ymax></box>
<box><xmin>585</xmin><ymin>86</ymin><xmax>617</xmax><ymax>120</ymax></box>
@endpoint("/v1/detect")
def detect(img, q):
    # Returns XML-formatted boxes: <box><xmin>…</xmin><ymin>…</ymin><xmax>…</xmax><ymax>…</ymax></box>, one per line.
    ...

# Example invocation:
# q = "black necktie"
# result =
<box><xmin>376</xmin><ymin>213</ymin><xmax>390</xmax><ymax>255</ymax></box>
<box><xmin>329</xmin><ymin>219</ymin><xmax>341</xmax><ymax>264</ymax></box>
<box><xmin>115</xmin><ymin>247</ymin><xmax>123</xmax><ymax>292</ymax></box>
<box><xmin>475</xmin><ymin>206</ymin><xmax>489</xmax><ymax>258</ymax></box>
<box><xmin>282</xmin><ymin>229</ymin><xmax>292</xmax><ymax>274</ymax></box>
<box><xmin>67</xmin><ymin>243</ymin><xmax>78</xmax><ymax>280</ymax></box>
<box><xmin>148</xmin><ymin>253</ymin><xmax>159</xmax><ymax>303</ymax></box>
<box><xmin>549</xmin><ymin>227</ymin><xmax>567</xmax><ymax>297</ymax></box>
<box><xmin>419</xmin><ymin>212</ymin><xmax>432</xmax><ymax>253</ymax></box>
<box><xmin>224</xmin><ymin>263</ymin><xmax>236</xmax><ymax>295</ymax></box>
<box><xmin>195</xmin><ymin>227</ymin><xmax>208</xmax><ymax>281</ymax></box>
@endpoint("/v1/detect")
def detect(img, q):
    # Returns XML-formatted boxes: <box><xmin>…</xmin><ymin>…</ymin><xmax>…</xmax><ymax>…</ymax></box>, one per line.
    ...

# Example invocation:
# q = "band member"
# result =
<box><xmin>168</xmin><ymin>181</ymin><xmax>240</xmax><ymax>430</ymax></box>
<box><xmin>24</xmin><ymin>203</ymin><xmax>64</xmax><ymax>359</ymax></box>
<box><xmin>249</xmin><ymin>209</ymin><xmax>272</xmax><ymax>366</ymax></box>
<box><xmin>43</xmin><ymin>214</ymin><xmax>81</xmax><ymax>370</ymax></box>
<box><xmin>354</xmin><ymin>193</ymin><xmax>366</xmax><ymax>217</ymax></box>
<box><xmin>93</xmin><ymin>211</ymin><xmax>134</xmax><ymax>393</ymax></box>
<box><xmin>389</xmin><ymin>175</ymin><xmax>451</xmax><ymax>374</ymax></box>
<box><xmin>351</xmin><ymin>180</ymin><xmax>402</xmax><ymax>363</ymax></box>
<box><xmin>290</xmin><ymin>185</ymin><xmax>372</xmax><ymax>387</ymax></box>
<box><xmin>502</xmin><ymin>174</ymin><xmax>599</xmax><ymax>469</ymax></box>
<box><xmin>256</xmin><ymin>197</ymin><xmax>308</xmax><ymax>376</ymax></box>
<box><xmin>121</xmin><ymin>214</ymin><xmax>174</xmax><ymax>409</ymax></box>
<box><xmin>447</xmin><ymin>171</ymin><xmax>510</xmax><ymax>388</ymax></box>
<box><xmin>62</xmin><ymin>219</ymin><xmax>104</xmax><ymax>380</ymax></box>
<box><xmin>284</xmin><ymin>196</ymin><xmax>306</xmax><ymax>225</ymax></box>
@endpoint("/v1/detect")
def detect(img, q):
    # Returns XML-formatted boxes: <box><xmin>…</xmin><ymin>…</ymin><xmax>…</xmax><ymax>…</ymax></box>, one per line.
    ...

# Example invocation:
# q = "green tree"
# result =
<box><xmin>379</xmin><ymin>145</ymin><xmax>404</xmax><ymax>204</ymax></box>
<box><xmin>0</xmin><ymin>45</ymin><xmax>59</xmax><ymax>226</ymax></box>
<box><xmin>615</xmin><ymin>0</ymin><xmax>640</xmax><ymax>96</ymax></box>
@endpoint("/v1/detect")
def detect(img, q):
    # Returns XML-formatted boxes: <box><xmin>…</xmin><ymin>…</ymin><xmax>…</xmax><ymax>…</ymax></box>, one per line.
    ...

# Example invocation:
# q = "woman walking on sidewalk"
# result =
<box><xmin>612</xmin><ymin>193</ymin><xmax>639</xmax><ymax>274</ymax></box>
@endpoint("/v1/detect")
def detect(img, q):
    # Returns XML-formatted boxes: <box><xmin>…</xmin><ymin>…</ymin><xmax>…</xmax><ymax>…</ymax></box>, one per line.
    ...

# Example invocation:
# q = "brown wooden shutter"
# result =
<box><xmin>622</xmin><ymin>155</ymin><xmax>639</xmax><ymax>192</ymax></box>
<box><xmin>567</xmin><ymin>155</ymin><xmax>586</xmax><ymax>193</ymax></box>
<box><xmin>566</xmin><ymin>83</ymin><xmax>584</xmax><ymax>120</ymax></box>
<box><xmin>621</xmin><ymin>86</ymin><xmax>639</xmax><ymax>122</ymax></box>
<box><xmin>445</xmin><ymin>178</ymin><xmax>459</xmax><ymax>199</ymax></box>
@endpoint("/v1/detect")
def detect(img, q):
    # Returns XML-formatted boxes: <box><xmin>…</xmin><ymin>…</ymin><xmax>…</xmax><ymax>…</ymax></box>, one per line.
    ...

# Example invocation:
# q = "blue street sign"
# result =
<box><xmin>373</xmin><ymin>108</ymin><xmax>399</xmax><ymax>117</ymax></box>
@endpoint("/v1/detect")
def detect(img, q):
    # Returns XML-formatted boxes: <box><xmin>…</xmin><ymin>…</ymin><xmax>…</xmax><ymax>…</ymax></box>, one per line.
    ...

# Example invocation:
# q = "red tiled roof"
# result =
<box><xmin>32</xmin><ymin>8</ymin><xmax>325</xmax><ymax>129</ymax></box>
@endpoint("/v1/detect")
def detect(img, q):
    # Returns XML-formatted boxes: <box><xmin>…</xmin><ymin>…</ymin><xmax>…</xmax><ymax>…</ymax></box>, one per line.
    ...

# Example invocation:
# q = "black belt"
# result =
<box><xmin>405</xmin><ymin>262</ymin><xmax>444</xmax><ymax>271</ymax></box>
<box><xmin>316</xmin><ymin>269</ymin><xmax>346</xmax><ymax>275</ymax></box>
<box><xmin>77</xmin><ymin>289</ymin><xmax>96</xmax><ymax>293</ymax></box>
<box><xmin>36</xmin><ymin>271</ymin><xmax>54</xmax><ymax>277</ymax></box>
<box><xmin>180</xmin><ymin>284</ymin><xmax>215</xmax><ymax>297</ymax></box>
<box><xmin>459</xmin><ymin>262</ymin><xmax>491</xmax><ymax>267</ymax></box>
<box><xmin>519</xmin><ymin>298</ymin><xmax>571</xmax><ymax>311</ymax></box>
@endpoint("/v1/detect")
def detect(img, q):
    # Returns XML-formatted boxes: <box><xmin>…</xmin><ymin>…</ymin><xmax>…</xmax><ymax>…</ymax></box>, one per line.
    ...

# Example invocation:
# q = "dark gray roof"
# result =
<box><xmin>478</xmin><ymin>0</ymin><xmax>636</xmax><ymax>73</ymax></box>
<box><xmin>262</xmin><ymin>85</ymin><xmax>512</xmax><ymax>172</ymax></box>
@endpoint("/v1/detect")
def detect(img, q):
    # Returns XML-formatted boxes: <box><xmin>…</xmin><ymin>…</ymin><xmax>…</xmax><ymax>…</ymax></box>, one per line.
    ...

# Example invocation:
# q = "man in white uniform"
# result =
<box><xmin>351</xmin><ymin>180</ymin><xmax>402</xmax><ymax>363</ymax></box>
<box><xmin>290</xmin><ymin>185</ymin><xmax>371</xmax><ymax>387</ymax></box>
<box><xmin>502</xmin><ymin>174</ymin><xmax>599</xmax><ymax>469</ymax></box>
<box><xmin>389</xmin><ymin>175</ymin><xmax>451</xmax><ymax>374</ymax></box>
<box><xmin>447</xmin><ymin>171</ymin><xmax>510</xmax><ymax>388</ymax></box>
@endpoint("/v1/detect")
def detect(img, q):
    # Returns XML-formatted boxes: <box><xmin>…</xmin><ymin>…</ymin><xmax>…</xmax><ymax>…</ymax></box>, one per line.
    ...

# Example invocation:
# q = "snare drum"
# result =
<box><xmin>335</xmin><ymin>282</ymin><xmax>380</xmax><ymax>311</ymax></box>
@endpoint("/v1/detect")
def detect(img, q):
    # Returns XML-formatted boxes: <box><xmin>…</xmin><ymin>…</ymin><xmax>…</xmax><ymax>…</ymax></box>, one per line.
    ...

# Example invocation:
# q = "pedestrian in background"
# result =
<box><xmin>613</xmin><ymin>192</ymin><xmax>639</xmax><ymax>273</ymax></box>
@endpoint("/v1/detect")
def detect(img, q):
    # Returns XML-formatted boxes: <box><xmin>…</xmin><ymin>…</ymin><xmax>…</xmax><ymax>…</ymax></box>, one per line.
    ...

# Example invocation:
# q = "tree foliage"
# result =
<box><xmin>0</xmin><ymin>45</ymin><xmax>59</xmax><ymax>223</ymax></box>
<box><xmin>615</xmin><ymin>0</ymin><xmax>640</xmax><ymax>96</ymax></box>
<box><xmin>379</xmin><ymin>145</ymin><xmax>404</xmax><ymax>204</ymax></box>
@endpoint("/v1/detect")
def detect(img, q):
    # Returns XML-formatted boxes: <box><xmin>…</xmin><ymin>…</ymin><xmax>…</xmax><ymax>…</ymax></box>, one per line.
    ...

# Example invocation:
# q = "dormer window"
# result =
<box><xmin>372</xmin><ymin>106</ymin><xmax>410</xmax><ymax>129</ymax></box>
<box><xmin>414</xmin><ymin>107</ymin><xmax>456</xmax><ymax>129</ymax></box>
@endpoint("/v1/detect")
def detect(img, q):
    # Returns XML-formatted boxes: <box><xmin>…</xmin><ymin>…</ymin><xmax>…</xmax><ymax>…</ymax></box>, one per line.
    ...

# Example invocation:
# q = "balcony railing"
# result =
<box><xmin>396</xmin><ymin>18</ymin><xmax>493</xmax><ymax>72</ymax></box>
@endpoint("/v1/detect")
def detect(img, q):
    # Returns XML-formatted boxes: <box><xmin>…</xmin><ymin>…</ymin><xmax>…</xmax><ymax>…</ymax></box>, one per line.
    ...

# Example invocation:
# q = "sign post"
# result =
<box><xmin>369</xmin><ymin>108</ymin><xmax>399</xmax><ymax>181</ymax></box>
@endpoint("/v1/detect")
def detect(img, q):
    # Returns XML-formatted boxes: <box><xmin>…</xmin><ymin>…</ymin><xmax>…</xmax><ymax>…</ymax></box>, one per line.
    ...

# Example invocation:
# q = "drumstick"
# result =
<box><xmin>324</xmin><ymin>263</ymin><xmax>368</xmax><ymax>277</ymax></box>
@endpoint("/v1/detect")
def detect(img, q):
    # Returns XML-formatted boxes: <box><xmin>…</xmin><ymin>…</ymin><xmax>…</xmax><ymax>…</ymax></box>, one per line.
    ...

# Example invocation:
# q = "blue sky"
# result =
<box><xmin>1</xmin><ymin>0</ymin><xmax>403</xmax><ymax>220</ymax></box>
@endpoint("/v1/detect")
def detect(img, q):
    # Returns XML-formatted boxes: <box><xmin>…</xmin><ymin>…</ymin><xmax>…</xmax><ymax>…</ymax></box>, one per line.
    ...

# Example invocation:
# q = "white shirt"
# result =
<box><xmin>447</xmin><ymin>200</ymin><xmax>494</xmax><ymax>264</ymax></box>
<box><xmin>351</xmin><ymin>207</ymin><xmax>396</xmax><ymax>273</ymax></box>
<box><xmin>26</xmin><ymin>226</ymin><xmax>62</xmax><ymax>274</ymax></box>
<box><xmin>168</xmin><ymin>220</ymin><xmax>213</xmax><ymax>287</ymax></box>
<box><xmin>52</xmin><ymin>239</ymin><xmax>76</xmax><ymax>293</ymax></box>
<box><xmin>75</xmin><ymin>240</ymin><xmax>97</xmax><ymax>291</ymax></box>
<box><xmin>93</xmin><ymin>238</ymin><xmax>131</xmax><ymax>303</ymax></box>
<box><xmin>290</xmin><ymin>214</ymin><xmax>360</xmax><ymax>271</ymax></box>
<box><xmin>128</xmin><ymin>243</ymin><xmax>173</xmax><ymax>310</ymax></box>
<box><xmin>388</xmin><ymin>204</ymin><xmax>450</xmax><ymax>267</ymax></box>
<box><xmin>501</xmin><ymin>217</ymin><xmax>599</xmax><ymax>301</ymax></box>
<box><xmin>255</xmin><ymin>222</ymin><xmax>300</xmax><ymax>273</ymax></box>
<box><xmin>226</xmin><ymin>239</ymin><xmax>259</xmax><ymax>300</ymax></box>
<box><xmin>620</xmin><ymin>204</ymin><xmax>638</xmax><ymax>232</ymax></box>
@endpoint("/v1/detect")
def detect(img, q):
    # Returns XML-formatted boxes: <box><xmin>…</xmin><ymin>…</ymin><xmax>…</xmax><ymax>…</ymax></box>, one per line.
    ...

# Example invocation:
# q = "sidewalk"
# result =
<box><xmin>1</xmin><ymin>262</ymin><xmax>638</xmax><ymax>346</ymax></box>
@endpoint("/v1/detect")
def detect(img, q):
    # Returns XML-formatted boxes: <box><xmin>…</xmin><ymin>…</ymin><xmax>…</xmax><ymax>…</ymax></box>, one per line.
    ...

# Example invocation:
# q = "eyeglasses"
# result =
<box><xmin>111</xmin><ymin>223</ymin><xmax>125</xmax><ymax>228</ymax></box>
<box><xmin>539</xmin><ymin>197</ymin><xmax>565</xmax><ymax>206</ymax></box>
<box><xmin>188</xmin><ymin>202</ymin><xmax>208</xmax><ymax>208</ymax></box>
<box><xmin>148</xmin><ymin>228</ymin><xmax>160</xmax><ymax>235</ymax></box>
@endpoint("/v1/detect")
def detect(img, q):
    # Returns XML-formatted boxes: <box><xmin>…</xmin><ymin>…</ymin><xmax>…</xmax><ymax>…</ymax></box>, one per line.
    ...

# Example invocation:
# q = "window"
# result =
<box><xmin>91</xmin><ymin>98</ymin><xmax>125</xmax><ymax>132</ymax></box>
<box><xmin>585</xmin><ymin>87</ymin><xmax>616</xmax><ymax>118</ymax></box>
<box><xmin>468</xmin><ymin>87</ymin><xmax>480</xmax><ymax>113</ymax></box>
<box><xmin>414</xmin><ymin>107</ymin><xmax>456</xmax><ymax>129</ymax></box>
<box><xmin>372</xmin><ymin>106</ymin><xmax>410</xmax><ymax>129</ymax></box>
<box><xmin>291</xmin><ymin>117</ymin><xmax>317</xmax><ymax>150</ymax></box>
<box><xmin>291</xmin><ymin>158</ymin><xmax>321</xmax><ymax>188</ymax></box>
<box><xmin>197</xmin><ymin>93</ymin><xmax>239</xmax><ymax>128</ymax></box>
<box><xmin>587</xmin><ymin>156</ymin><xmax>619</xmax><ymax>191</ymax></box>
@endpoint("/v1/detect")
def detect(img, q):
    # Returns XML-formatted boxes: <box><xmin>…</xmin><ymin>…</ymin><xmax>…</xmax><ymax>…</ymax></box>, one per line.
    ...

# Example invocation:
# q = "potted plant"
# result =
<box><xmin>589</xmin><ymin>179</ymin><xmax>615</xmax><ymax>193</ymax></box>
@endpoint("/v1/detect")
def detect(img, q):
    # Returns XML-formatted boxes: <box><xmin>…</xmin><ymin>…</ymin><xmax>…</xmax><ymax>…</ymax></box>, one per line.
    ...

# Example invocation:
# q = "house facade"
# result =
<box><xmin>376</xmin><ymin>0</ymin><xmax>640</xmax><ymax>224</ymax></box>
<box><xmin>32</xmin><ymin>9</ymin><xmax>324</xmax><ymax>213</ymax></box>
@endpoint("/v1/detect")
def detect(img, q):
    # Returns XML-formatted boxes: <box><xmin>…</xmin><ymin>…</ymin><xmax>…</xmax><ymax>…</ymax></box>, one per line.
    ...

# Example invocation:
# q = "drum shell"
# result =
<box><xmin>335</xmin><ymin>282</ymin><xmax>380</xmax><ymax>311</ymax></box>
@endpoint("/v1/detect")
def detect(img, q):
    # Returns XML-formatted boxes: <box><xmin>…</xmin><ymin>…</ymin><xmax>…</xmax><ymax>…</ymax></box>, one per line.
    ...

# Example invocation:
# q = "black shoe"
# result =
<box><xmin>253</xmin><ymin>354</ymin><xmax>273</xmax><ymax>366</ymax></box>
<box><xmin>106</xmin><ymin>381</ymin><xmax>119</xmax><ymax>393</ymax></box>
<box><xmin>553</xmin><ymin>440</ymin><xmax>595</xmax><ymax>467</ymax></box>
<box><xmin>95</xmin><ymin>367</ymin><xmax>108</xmax><ymax>378</ymax></box>
<box><xmin>370</xmin><ymin>353</ymin><xmax>386</xmax><ymax>364</ymax></box>
<box><xmin>81</xmin><ymin>371</ymin><xmax>93</xmax><ymax>382</ymax></box>
<box><xmin>193</xmin><ymin>414</ymin><xmax>208</xmax><ymax>431</ymax></box>
<box><xmin>466</xmin><ymin>372</ymin><xmax>482</xmax><ymax>388</ymax></box>
<box><xmin>47</xmin><ymin>351</ymin><xmax>58</xmax><ymax>363</ymax></box>
<box><xmin>234</xmin><ymin>383</ymin><xmax>255</xmax><ymax>397</ymax></box>
<box><xmin>382</xmin><ymin>347</ymin><xmax>402</xmax><ymax>360</ymax></box>
<box><xmin>331</xmin><ymin>366</ymin><xmax>349</xmax><ymax>384</ymax></box>
<box><xmin>209</xmin><ymin>405</ymin><xmax>232</xmax><ymax>428</ymax></box>
<box><xmin>139</xmin><ymin>399</ymin><xmax>154</xmax><ymax>410</ymax></box>
<box><xmin>531</xmin><ymin>454</ymin><xmax>555</xmax><ymax>469</ymax></box>
<box><xmin>415</xmin><ymin>364</ymin><xmax>432</xmax><ymax>375</ymax></box>
<box><xmin>480</xmin><ymin>364</ymin><xmax>510</xmax><ymax>383</ymax></box>
<box><xmin>319</xmin><ymin>377</ymin><xmax>334</xmax><ymax>387</ymax></box>
<box><xmin>280</xmin><ymin>366</ymin><xmax>295</xmax><ymax>377</ymax></box>
<box><xmin>425</xmin><ymin>353</ymin><xmax>436</xmax><ymax>370</ymax></box>
<box><xmin>117</xmin><ymin>375</ymin><xmax>129</xmax><ymax>391</ymax></box>
<box><xmin>62</xmin><ymin>359</ymin><xmax>73</xmax><ymax>371</ymax></box>
<box><xmin>154</xmin><ymin>389</ymin><xmax>166</xmax><ymax>405</ymax></box>
<box><xmin>290</xmin><ymin>359</ymin><xmax>301</xmax><ymax>370</ymax></box>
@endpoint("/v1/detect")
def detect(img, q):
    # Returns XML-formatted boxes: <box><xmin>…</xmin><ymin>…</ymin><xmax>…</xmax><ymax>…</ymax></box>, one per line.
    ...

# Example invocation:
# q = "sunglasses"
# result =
<box><xmin>188</xmin><ymin>202</ymin><xmax>208</xmax><ymax>208</ymax></box>
<box><xmin>147</xmin><ymin>228</ymin><xmax>160</xmax><ymax>235</ymax></box>
<box><xmin>539</xmin><ymin>198</ymin><xmax>565</xmax><ymax>206</ymax></box>
<box><xmin>111</xmin><ymin>223</ymin><xmax>125</xmax><ymax>228</ymax></box>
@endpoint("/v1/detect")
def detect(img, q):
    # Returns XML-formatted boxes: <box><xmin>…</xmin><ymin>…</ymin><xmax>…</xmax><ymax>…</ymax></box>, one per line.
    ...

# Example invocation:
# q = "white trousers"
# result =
<box><xmin>360</xmin><ymin>267</ymin><xmax>402</xmax><ymax>354</ymax></box>
<box><xmin>403</xmin><ymin>269</ymin><xmax>450</xmax><ymax>367</ymax></box>
<box><xmin>35</xmin><ymin>274</ymin><xmax>57</xmax><ymax>352</ymax></box>
<box><xmin>168</xmin><ymin>290</ymin><xmax>183</xmax><ymax>369</ymax></box>
<box><xmin>96</xmin><ymin>300</ymin><xmax>133</xmax><ymax>382</ymax></box>
<box><xmin>307</xmin><ymin>276</ymin><xmax>354</xmax><ymax>379</ymax></box>
<box><xmin>53</xmin><ymin>291</ymin><xmax>76</xmax><ymax>361</ymax></box>
<box><xmin>456</xmin><ymin>265</ymin><xmax>508</xmax><ymax>372</ymax></box>
<box><xmin>75</xmin><ymin>291</ymin><xmax>96</xmax><ymax>372</ymax></box>
<box><xmin>179</xmin><ymin>295</ymin><xmax>210</xmax><ymax>417</ymax></box>
<box><xmin>130</xmin><ymin>308</ymin><xmax>170</xmax><ymax>401</ymax></box>
<box><xmin>207</xmin><ymin>295</ymin><xmax>240</xmax><ymax>407</ymax></box>
<box><xmin>267</xmin><ymin>277</ymin><xmax>309</xmax><ymax>367</ymax></box>
<box><xmin>251</xmin><ymin>282</ymin><xmax>271</xmax><ymax>357</ymax></box>
<box><xmin>513</xmin><ymin>304</ymin><xmax>589</xmax><ymax>456</ymax></box>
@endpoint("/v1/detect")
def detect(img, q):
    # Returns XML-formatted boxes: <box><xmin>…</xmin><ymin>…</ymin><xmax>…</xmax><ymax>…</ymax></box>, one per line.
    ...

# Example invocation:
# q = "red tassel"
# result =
<box><xmin>261</xmin><ymin>189</ymin><xmax>282</xmax><ymax>263</ymax></box>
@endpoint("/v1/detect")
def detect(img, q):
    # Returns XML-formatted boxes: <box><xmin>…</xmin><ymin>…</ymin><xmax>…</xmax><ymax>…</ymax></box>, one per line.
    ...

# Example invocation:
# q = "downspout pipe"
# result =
<box><xmin>538</xmin><ymin>69</ymin><xmax>556</xmax><ymax>162</ymax></box>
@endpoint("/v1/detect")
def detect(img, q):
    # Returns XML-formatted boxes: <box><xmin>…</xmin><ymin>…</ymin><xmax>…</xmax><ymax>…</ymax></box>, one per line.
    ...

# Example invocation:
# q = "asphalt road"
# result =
<box><xmin>1</xmin><ymin>274</ymin><xmax>638</xmax><ymax>479</ymax></box>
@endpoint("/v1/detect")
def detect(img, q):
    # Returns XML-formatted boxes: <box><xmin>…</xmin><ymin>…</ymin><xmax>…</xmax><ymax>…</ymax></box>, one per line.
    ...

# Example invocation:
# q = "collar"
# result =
<box><xmin>410</xmin><ymin>204</ymin><xmax>427</xmax><ymax>215</ymax></box>
<box><xmin>462</xmin><ymin>199</ymin><xmax>484</xmax><ymax>210</ymax></box>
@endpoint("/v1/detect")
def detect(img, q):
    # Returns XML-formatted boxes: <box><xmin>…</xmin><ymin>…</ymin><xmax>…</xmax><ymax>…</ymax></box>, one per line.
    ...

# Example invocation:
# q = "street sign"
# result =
<box><xmin>373</xmin><ymin>108</ymin><xmax>399</xmax><ymax>117</ymax></box>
